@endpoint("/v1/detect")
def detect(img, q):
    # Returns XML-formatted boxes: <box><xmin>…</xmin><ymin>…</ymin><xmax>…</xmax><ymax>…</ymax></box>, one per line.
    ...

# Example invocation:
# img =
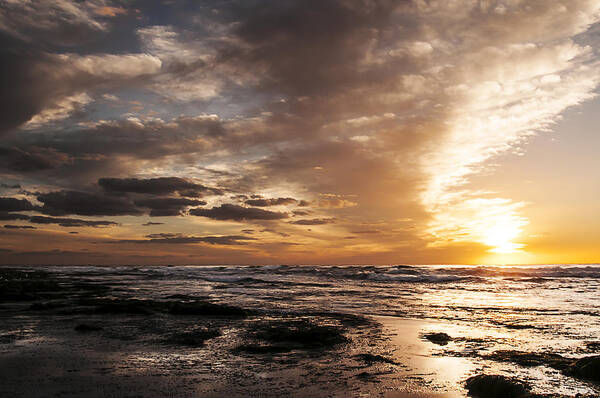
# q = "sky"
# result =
<box><xmin>0</xmin><ymin>0</ymin><xmax>599</xmax><ymax>266</ymax></box>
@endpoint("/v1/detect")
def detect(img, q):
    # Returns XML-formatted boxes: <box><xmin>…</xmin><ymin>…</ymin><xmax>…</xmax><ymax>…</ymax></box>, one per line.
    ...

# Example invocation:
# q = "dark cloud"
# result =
<box><xmin>0</xmin><ymin>117</ymin><xmax>230</xmax><ymax>185</ymax></box>
<box><xmin>4</xmin><ymin>225</ymin><xmax>35</xmax><ymax>229</ymax></box>
<box><xmin>117</xmin><ymin>234</ymin><xmax>255</xmax><ymax>245</ymax></box>
<box><xmin>260</xmin><ymin>228</ymin><xmax>290</xmax><ymax>237</ymax></box>
<box><xmin>0</xmin><ymin>146</ymin><xmax>70</xmax><ymax>172</ymax></box>
<box><xmin>288</xmin><ymin>218</ymin><xmax>335</xmax><ymax>225</ymax></box>
<box><xmin>229</xmin><ymin>0</ymin><xmax>401</xmax><ymax>97</ymax></box>
<box><xmin>9</xmin><ymin>249</ymin><xmax>109</xmax><ymax>257</ymax></box>
<box><xmin>189</xmin><ymin>204</ymin><xmax>288</xmax><ymax>221</ymax></box>
<box><xmin>292</xmin><ymin>210</ymin><xmax>311</xmax><ymax>216</ymax></box>
<box><xmin>142</xmin><ymin>221</ymin><xmax>164</xmax><ymax>226</ymax></box>
<box><xmin>230</xmin><ymin>194</ymin><xmax>249</xmax><ymax>200</ymax></box>
<box><xmin>0</xmin><ymin>212</ymin><xmax>30</xmax><ymax>221</ymax></box>
<box><xmin>0</xmin><ymin>183</ymin><xmax>21</xmax><ymax>189</ymax></box>
<box><xmin>133</xmin><ymin>197</ymin><xmax>206</xmax><ymax>217</ymax></box>
<box><xmin>29</xmin><ymin>216</ymin><xmax>118</xmax><ymax>228</ymax></box>
<box><xmin>0</xmin><ymin>40</ymin><xmax>60</xmax><ymax>134</ymax></box>
<box><xmin>37</xmin><ymin>190</ymin><xmax>141</xmax><ymax>216</ymax></box>
<box><xmin>245</xmin><ymin>197</ymin><xmax>297</xmax><ymax>207</ymax></box>
<box><xmin>99</xmin><ymin>177</ymin><xmax>223</xmax><ymax>197</ymax></box>
<box><xmin>8</xmin><ymin>117</ymin><xmax>225</xmax><ymax>159</ymax></box>
<box><xmin>0</xmin><ymin>29</ymin><xmax>160</xmax><ymax>136</ymax></box>
<box><xmin>145</xmin><ymin>233</ymin><xmax>180</xmax><ymax>239</ymax></box>
<box><xmin>0</xmin><ymin>197</ymin><xmax>34</xmax><ymax>212</ymax></box>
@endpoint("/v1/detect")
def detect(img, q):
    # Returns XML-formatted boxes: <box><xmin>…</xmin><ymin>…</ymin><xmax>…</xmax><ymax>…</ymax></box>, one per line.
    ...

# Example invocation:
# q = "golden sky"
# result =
<box><xmin>0</xmin><ymin>0</ymin><xmax>599</xmax><ymax>265</ymax></box>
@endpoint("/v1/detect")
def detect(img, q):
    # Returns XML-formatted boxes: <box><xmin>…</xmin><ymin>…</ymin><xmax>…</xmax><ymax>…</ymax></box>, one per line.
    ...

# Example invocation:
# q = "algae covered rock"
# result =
<box><xmin>569</xmin><ymin>355</ymin><xmax>600</xmax><ymax>382</ymax></box>
<box><xmin>465</xmin><ymin>374</ymin><xmax>530</xmax><ymax>398</ymax></box>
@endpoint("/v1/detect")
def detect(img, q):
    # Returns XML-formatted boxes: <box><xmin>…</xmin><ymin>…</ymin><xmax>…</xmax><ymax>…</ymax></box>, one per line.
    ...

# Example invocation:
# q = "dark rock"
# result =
<box><xmin>163</xmin><ymin>328</ymin><xmax>220</xmax><ymax>347</ymax></box>
<box><xmin>568</xmin><ymin>355</ymin><xmax>600</xmax><ymax>382</ymax></box>
<box><xmin>74</xmin><ymin>324</ymin><xmax>103</xmax><ymax>332</ymax></box>
<box><xmin>485</xmin><ymin>350</ymin><xmax>572</xmax><ymax>370</ymax></box>
<box><xmin>354</xmin><ymin>353</ymin><xmax>397</xmax><ymax>365</ymax></box>
<box><xmin>93</xmin><ymin>299</ymin><xmax>157</xmax><ymax>315</ymax></box>
<box><xmin>465</xmin><ymin>374</ymin><xmax>530</xmax><ymax>398</ymax></box>
<box><xmin>234</xmin><ymin>319</ymin><xmax>349</xmax><ymax>355</ymax></box>
<box><xmin>233</xmin><ymin>344</ymin><xmax>292</xmax><ymax>354</ymax></box>
<box><xmin>0</xmin><ymin>269</ymin><xmax>62</xmax><ymax>301</ymax></box>
<box><xmin>250</xmin><ymin>319</ymin><xmax>348</xmax><ymax>349</ymax></box>
<box><xmin>585</xmin><ymin>341</ymin><xmax>600</xmax><ymax>352</ymax></box>
<box><xmin>504</xmin><ymin>323</ymin><xmax>537</xmax><ymax>330</ymax></box>
<box><xmin>168</xmin><ymin>301</ymin><xmax>248</xmax><ymax>318</ymax></box>
<box><xmin>164</xmin><ymin>294</ymin><xmax>208</xmax><ymax>301</ymax></box>
<box><xmin>29</xmin><ymin>301</ymin><xmax>65</xmax><ymax>311</ymax></box>
<box><xmin>0</xmin><ymin>333</ymin><xmax>20</xmax><ymax>344</ymax></box>
<box><xmin>422</xmin><ymin>332</ymin><xmax>452</xmax><ymax>345</ymax></box>
<box><xmin>309</xmin><ymin>312</ymin><xmax>375</xmax><ymax>328</ymax></box>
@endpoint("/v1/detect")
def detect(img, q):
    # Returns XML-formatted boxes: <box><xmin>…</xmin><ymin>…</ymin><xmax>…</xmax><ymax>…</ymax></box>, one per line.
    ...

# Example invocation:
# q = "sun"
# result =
<box><xmin>482</xmin><ymin>220</ymin><xmax>525</xmax><ymax>254</ymax></box>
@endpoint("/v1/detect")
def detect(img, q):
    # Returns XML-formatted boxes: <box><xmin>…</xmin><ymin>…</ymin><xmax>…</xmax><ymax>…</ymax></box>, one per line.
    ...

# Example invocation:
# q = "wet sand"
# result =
<box><xmin>0</xmin><ymin>312</ymin><xmax>467</xmax><ymax>397</ymax></box>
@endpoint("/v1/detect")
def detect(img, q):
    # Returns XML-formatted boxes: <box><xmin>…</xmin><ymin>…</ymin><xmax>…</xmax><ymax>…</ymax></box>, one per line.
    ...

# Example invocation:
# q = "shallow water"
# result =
<box><xmin>1</xmin><ymin>264</ymin><xmax>599</xmax><ymax>397</ymax></box>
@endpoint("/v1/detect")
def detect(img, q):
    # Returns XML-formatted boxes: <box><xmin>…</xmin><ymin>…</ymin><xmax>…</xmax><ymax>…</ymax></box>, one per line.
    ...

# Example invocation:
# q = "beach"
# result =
<box><xmin>1</xmin><ymin>265</ymin><xmax>599</xmax><ymax>397</ymax></box>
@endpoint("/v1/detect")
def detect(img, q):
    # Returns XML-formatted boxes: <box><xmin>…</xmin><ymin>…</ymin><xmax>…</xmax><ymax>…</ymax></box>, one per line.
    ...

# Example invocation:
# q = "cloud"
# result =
<box><xmin>0</xmin><ymin>183</ymin><xmax>21</xmax><ymax>189</ymax></box>
<box><xmin>29</xmin><ymin>216</ymin><xmax>118</xmax><ymax>228</ymax></box>
<box><xmin>94</xmin><ymin>6</ymin><xmax>127</xmax><ymax>18</ymax></box>
<box><xmin>292</xmin><ymin>210</ymin><xmax>311</xmax><ymax>216</ymax></box>
<box><xmin>244</xmin><ymin>197</ymin><xmax>297</xmax><ymax>207</ymax></box>
<box><xmin>133</xmin><ymin>197</ymin><xmax>206</xmax><ymax>217</ymax></box>
<box><xmin>1</xmin><ymin>116</ymin><xmax>228</xmax><ymax>182</ymax></box>
<box><xmin>37</xmin><ymin>190</ymin><xmax>141</xmax><ymax>216</ymax></box>
<box><xmin>0</xmin><ymin>41</ymin><xmax>161</xmax><ymax>135</ymax></box>
<box><xmin>23</xmin><ymin>93</ymin><xmax>93</xmax><ymax>129</ymax></box>
<box><xmin>0</xmin><ymin>0</ymin><xmax>108</xmax><ymax>46</ymax></box>
<box><xmin>117</xmin><ymin>234</ymin><xmax>255</xmax><ymax>245</ymax></box>
<box><xmin>0</xmin><ymin>212</ymin><xmax>30</xmax><ymax>221</ymax></box>
<box><xmin>0</xmin><ymin>146</ymin><xmax>70</xmax><ymax>172</ymax></box>
<box><xmin>351</xmin><ymin>230</ymin><xmax>381</xmax><ymax>234</ymax></box>
<box><xmin>4</xmin><ymin>225</ymin><xmax>35</xmax><ymax>229</ymax></box>
<box><xmin>99</xmin><ymin>177</ymin><xmax>223</xmax><ymax>197</ymax></box>
<box><xmin>288</xmin><ymin>218</ymin><xmax>335</xmax><ymax>225</ymax></box>
<box><xmin>0</xmin><ymin>197</ymin><xmax>34</xmax><ymax>212</ymax></box>
<box><xmin>315</xmin><ymin>197</ymin><xmax>358</xmax><ymax>209</ymax></box>
<box><xmin>189</xmin><ymin>204</ymin><xmax>288</xmax><ymax>221</ymax></box>
<box><xmin>142</xmin><ymin>222</ymin><xmax>164</xmax><ymax>226</ymax></box>
<box><xmin>1</xmin><ymin>0</ymin><xmax>600</xmax><ymax>263</ymax></box>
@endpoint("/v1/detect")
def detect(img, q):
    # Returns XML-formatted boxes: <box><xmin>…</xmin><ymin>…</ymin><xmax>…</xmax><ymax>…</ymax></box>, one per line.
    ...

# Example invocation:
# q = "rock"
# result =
<box><xmin>354</xmin><ymin>353</ymin><xmax>397</xmax><ymax>365</ymax></box>
<box><xmin>234</xmin><ymin>319</ymin><xmax>348</xmax><ymax>355</ymax></box>
<box><xmin>584</xmin><ymin>341</ymin><xmax>600</xmax><ymax>353</ymax></box>
<box><xmin>233</xmin><ymin>344</ymin><xmax>292</xmax><ymax>354</ymax></box>
<box><xmin>163</xmin><ymin>328</ymin><xmax>220</xmax><ymax>347</ymax></box>
<box><xmin>252</xmin><ymin>320</ymin><xmax>348</xmax><ymax>348</ymax></box>
<box><xmin>93</xmin><ymin>299</ymin><xmax>157</xmax><ymax>315</ymax></box>
<box><xmin>0</xmin><ymin>269</ymin><xmax>62</xmax><ymax>301</ymax></box>
<box><xmin>28</xmin><ymin>301</ymin><xmax>65</xmax><ymax>311</ymax></box>
<box><xmin>485</xmin><ymin>350</ymin><xmax>571</xmax><ymax>370</ymax></box>
<box><xmin>422</xmin><ymin>332</ymin><xmax>452</xmax><ymax>345</ymax></box>
<box><xmin>168</xmin><ymin>301</ymin><xmax>248</xmax><ymax>318</ymax></box>
<box><xmin>569</xmin><ymin>355</ymin><xmax>600</xmax><ymax>382</ymax></box>
<box><xmin>465</xmin><ymin>374</ymin><xmax>530</xmax><ymax>398</ymax></box>
<box><xmin>74</xmin><ymin>324</ymin><xmax>103</xmax><ymax>332</ymax></box>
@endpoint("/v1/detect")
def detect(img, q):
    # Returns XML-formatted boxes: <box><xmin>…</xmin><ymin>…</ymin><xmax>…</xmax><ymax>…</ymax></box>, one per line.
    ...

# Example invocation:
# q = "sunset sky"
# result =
<box><xmin>1</xmin><ymin>0</ymin><xmax>599</xmax><ymax>265</ymax></box>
